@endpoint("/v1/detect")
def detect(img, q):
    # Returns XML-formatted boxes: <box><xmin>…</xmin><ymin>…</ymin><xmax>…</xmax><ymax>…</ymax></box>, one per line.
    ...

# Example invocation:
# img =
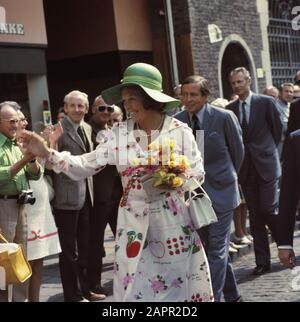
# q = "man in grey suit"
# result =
<box><xmin>175</xmin><ymin>76</ymin><xmax>244</xmax><ymax>302</ymax></box>
<box><xmin>52</xmin><ymin>90</ymin><xmax>104</xmax><ymax>302</ymax></box>
<box><xmin>227</xmin><ymin>67</ymin><xmax>282</xmax><ymax>275</ymax></box>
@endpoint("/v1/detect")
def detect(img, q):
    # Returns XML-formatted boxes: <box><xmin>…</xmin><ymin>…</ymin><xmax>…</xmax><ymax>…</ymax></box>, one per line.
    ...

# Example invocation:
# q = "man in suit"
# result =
<box><xmin>87</xmin><ymin>95</ymin><xmax>123</xmax><ymax>295</ymax></box>
<box><xmin>285</xmin><ymin>70</ymin><xmax>300</xmax><ymax>136</ymax></box>
<box><xmin>285</xmin><ymin>94</ymin><xmax>300</xmax><ymax>221</ymax></box>
<box><xmin>52</xmin><ymin>90</ymin><xmax>104</xmax><ymax>302</ymax></box>
<box><xmin>227</xmin><ymin>67</ymin><xmax>282</xmax><ymax>275</ymax></box>
<box><xmin>277</xmin><ymin>130</ymin><xmax>300</xmax><ymax>269</ymax></box>
<box><xmin>175</xmin><ymin>75</ymin><xmax>244</xmax><ymax>302</ymax></box>
<box><xmin>276</xmin><ymin>83</ymin><xmax>294</xmax><ymax>158</ymax></box>
<box><xmin>286</xmin><ymin>98</ymin><xmax>300</xmax><ymax>136</ymax></box>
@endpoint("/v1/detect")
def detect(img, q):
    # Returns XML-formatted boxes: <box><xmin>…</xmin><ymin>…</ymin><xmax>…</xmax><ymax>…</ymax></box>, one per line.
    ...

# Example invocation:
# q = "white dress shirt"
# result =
<box><xmin>239</xmin><ymin>92</ymin><xmax>253</xmax><ymax>124</ymax></box>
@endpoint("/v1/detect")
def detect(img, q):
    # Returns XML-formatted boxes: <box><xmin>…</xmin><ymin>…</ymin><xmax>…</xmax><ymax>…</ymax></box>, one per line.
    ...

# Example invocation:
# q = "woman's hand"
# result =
<box><xmin>40</xmin><ymin>125</ymin><xmax>54</xmax><ymax>142</ymax></box>
<box><xmin>18</xmin><ymin>130</ymin><xmax>51</xmax><ymax>158</ymax></box>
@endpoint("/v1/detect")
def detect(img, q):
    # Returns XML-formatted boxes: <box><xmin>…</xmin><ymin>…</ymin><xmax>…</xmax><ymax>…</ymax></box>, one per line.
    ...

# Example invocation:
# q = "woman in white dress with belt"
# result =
<box><xmin>17</xmin><ymin>112</ymin><xmax>61</xmax><ymax>302</ymax></box>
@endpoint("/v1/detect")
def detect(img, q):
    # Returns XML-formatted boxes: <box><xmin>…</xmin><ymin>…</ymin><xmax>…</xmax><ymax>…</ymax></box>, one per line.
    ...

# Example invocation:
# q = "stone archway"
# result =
<box><xmin>218</xmin><ymin>35</ymin><xmax>257</xmax><ymax>100</ymax></box>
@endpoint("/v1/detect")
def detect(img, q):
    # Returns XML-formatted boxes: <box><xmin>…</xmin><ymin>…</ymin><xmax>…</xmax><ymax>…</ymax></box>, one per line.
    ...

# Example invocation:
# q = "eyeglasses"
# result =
<box><xmin>97</xmin><ymin>105</ymin><xmax>114</xmax><ymax>113</ymax></box>
<box><xmin>0</xmin><ymin>119</ymin><xmax>20</xmax><ymax>125</ymax></box>
<box><xmin>19</xmin><ymin>117</ymin><xmax>28</xmax><ymax>123</ymax></box>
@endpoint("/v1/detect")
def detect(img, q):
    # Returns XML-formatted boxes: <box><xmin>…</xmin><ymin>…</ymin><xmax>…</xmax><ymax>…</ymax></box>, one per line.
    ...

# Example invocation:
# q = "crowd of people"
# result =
<box><xmin>0</xmin><ymin>62</ymin><xmax>299</xmax><ymax>302</ymax></box>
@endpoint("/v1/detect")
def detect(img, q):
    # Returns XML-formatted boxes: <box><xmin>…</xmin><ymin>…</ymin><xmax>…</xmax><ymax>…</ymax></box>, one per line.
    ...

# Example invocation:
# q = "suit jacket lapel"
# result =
<box><xmin>230</xmin><ymin>100</ymin><xmax>240</xmax><ymax>120</ymax></box>
<box><xmin>64</xmin><ymin>118</ymin><xmax>86</xmax><ymax>152</ymax></box>
<box><xmin>248</xmin><ymin>95</ymin><xmax>257</xmax><ymax>137</ymax></box>
<box><xmin>203</xmin><ymin>104</ymin><xmax>214</xmax><ymax>137</ymax></box>
<box><xmin>82</xmin><ymin>122</ymin><xmax>93</xmax><ymax>152</ymax></box>
<box><xmin>184</xmin><ymin>110</ymin><xmax>192</xmax><ymax>127</ymax></box>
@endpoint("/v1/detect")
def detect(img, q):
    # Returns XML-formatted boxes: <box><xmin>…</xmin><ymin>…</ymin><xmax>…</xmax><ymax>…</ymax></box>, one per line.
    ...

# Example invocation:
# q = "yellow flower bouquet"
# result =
<box><xmin>139</xmin><ymin>139</ymin><xmax>191</xmax><ymax>201</ymax></box>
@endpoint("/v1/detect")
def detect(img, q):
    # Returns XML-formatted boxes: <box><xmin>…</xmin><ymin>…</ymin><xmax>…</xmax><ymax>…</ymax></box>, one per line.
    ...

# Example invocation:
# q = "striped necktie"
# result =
<box><xmin>77</xmin><ymin>126</ymin><xmax>90</xmax><ymax>152</ymax></box>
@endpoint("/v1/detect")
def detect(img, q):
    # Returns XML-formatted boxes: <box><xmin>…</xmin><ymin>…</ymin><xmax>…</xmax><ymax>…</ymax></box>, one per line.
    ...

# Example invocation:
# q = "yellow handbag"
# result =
<box><xmin>0</xmin><ymin>234</ymin><xmax>32</xmax><ymax>285</ymax></box>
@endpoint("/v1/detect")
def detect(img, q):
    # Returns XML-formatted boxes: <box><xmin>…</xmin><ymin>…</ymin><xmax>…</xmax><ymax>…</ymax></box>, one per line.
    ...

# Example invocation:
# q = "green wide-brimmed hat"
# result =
<box><xmin>101</xmin><ymin>63</ymin><xmax>180</xmax><ymax>112</ymax></box>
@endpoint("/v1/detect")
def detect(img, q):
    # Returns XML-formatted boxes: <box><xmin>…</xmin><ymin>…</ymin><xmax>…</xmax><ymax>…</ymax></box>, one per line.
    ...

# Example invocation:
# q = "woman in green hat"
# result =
<box><xmin>19</xmin><ymin>63</ymin><xmax>213</xmax><ymax>302</ymax></box>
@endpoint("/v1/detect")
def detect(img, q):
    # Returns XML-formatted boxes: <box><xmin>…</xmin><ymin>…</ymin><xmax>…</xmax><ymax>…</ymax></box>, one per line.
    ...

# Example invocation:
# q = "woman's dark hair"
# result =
<box><xmin>124</xmin><ymin>86</ymin><xmax>165</xmax><ymax>112</ymax></box>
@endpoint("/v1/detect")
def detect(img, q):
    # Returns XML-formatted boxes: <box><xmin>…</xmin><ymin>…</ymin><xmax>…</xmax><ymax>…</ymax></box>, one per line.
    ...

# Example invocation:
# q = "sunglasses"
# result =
<box><xmin>97</xmin><ymin>105</ymin><xmax>114</xmax><ymax>113</ymax></box>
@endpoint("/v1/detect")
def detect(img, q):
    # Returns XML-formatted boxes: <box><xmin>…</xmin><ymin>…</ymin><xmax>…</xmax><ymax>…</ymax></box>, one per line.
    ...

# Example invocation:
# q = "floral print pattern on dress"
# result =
<box><xmin>134</xmin><ymin>291</ymin><xmax>143</xmax><ymax>300</ymax></box>
<box><xmin>171</xmin><ymin>277</ymin><xmax>183</xmax><ymax>288</ymax></box>
<box><xmin>149</xmin><ymin>275</ymin><xmax>168</xmax><ymax>294</ymax></box>
<box><xmin>123</xmin><ymin>273</ymin><xmax>135</xmax><ymax>290</ymax></box>
<box><xmin>163</xmin><ymin>195</ymin><xmax>184</xmax><ymax>216</ymax></box>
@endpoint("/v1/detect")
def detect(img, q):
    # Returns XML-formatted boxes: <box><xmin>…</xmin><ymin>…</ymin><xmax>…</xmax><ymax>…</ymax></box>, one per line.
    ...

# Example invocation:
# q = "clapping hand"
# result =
<box><xmin>49</xmin><ymin>122</ymin><xmax>63</xmax><ymax>149</ymax></box>
<box><xmin>41</xmin><ymin>122</ymin><xmax>63</xmax><ymax>148</ymax></box>
<box><xmin>18</xmin><ymin>130</ymin><xmax>51</xmax><ymax>158</ymax></box>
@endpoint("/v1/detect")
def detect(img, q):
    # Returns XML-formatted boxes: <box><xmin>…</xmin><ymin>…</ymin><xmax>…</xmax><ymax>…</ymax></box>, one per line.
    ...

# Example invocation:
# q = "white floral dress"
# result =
<box><xmin>47</xmin><ymin>116</ymin><xmax>213</xmax><ymax>302</ymax></box>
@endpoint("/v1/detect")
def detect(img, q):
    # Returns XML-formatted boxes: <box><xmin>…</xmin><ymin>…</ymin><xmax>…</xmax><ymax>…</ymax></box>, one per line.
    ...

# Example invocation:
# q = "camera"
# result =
<box><xmin>17</xmin><ymin>190</ymin><xmax>36</xmax><ymax>205</ymax></box>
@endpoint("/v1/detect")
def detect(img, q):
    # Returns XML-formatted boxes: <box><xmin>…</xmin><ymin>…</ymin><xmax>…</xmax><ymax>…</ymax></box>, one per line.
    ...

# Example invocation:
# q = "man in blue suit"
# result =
<box><xmin>227</xmin><ymin>67</ymin><xmax>282</xmax><ymax>275</ymax></box>
<box><xmin>277</xmin><ymin>130</ymin><xmax>300</xmax><ymax>269</ymax></box>
<box><xmin>175</xmin><ymin>75</ymin><xmax>244</xmax><ymax>302</ymax></box>
<box><xmin>286</xmin><ymin>98</ymin><xmax>300</xmax><ymax>135</ymax></box>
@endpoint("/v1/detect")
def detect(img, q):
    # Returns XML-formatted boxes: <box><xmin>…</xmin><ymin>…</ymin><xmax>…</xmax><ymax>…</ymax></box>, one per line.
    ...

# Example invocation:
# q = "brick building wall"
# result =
<box><xmin>186</xmin><ymin>0</ymin><xmax>266</xmax><ymax>98</ymax></box>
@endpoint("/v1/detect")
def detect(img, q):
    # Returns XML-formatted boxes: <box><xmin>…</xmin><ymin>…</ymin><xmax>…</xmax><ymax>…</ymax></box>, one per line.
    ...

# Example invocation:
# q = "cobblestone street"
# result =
<box><xmin>233</xmin><ymin>230</ymin><xmax>300</xmax><ymax>302</ymax></box>
<box><xmin>40</xmin><ymin>229</ymin><xmax>300</xmax><ymax>302</ymax></box>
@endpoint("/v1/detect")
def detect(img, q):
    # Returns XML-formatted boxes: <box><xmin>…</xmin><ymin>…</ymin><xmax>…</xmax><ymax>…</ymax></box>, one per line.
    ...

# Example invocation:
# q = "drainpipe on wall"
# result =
<box><xmin>164</xmin><ymin>0</ymin><xmax>179</xmax><ymax>87</ymax></box>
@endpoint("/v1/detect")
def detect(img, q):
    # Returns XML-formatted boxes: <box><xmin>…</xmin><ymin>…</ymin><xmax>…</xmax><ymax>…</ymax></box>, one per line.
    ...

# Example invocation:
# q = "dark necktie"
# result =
<box><xmin>77</xmin><ymin>126</ymin><xmax>90</xmax><ymax>152</ymax></box>
<box><xmin>192</xmin><ymin>114</ymin><xmax>201</xmax><ymax>138</ymax></box>
<box><xmin>240</xmin><ymin>102</ymin><xmax>248</xmax><ymax>141</ymax></box>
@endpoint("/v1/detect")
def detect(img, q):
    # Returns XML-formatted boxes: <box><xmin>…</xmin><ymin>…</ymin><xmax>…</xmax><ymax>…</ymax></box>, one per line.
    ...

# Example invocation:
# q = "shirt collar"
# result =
<box><xmin>0</xmin><ymin>133</ymin><xmax>16</xmax><ymax>148</ymax></box>
<box><xmin>66</xmin><ymin>116</ymin><xmax>84</xmax><ymax>131</ymax></box>
<box><xmin>278</xmin><ymin>99</ymin><xmax>290</xmax><ymax>108</ymax></box>
<box><xmin>188</xmin><ymin>103</ymin><xmax>207</xmax><ymax>122</ymax></box>
<box><xmin>239</xmin><ymin>91</ymin><xmax>253</xmax><ymax>106</ymax></box>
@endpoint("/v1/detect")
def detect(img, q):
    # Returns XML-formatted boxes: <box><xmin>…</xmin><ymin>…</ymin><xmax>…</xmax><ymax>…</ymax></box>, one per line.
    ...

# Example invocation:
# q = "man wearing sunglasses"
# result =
<box><xmin>0</xmin><ymin>101</ymin><xmax>41</xmax><ymax>302</ymax></box>
<box><xmin>87</xmin><ymin>95</ymin><xmax>122</xmax><ymax>296</ymax></box>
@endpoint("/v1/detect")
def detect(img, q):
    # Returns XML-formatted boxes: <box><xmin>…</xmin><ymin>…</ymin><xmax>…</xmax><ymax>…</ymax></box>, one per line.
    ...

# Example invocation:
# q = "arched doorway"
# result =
<box><xmin>221</xmin><ymin>42</ymin><xmax>252</xmax><ymax>100</ymax></box>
